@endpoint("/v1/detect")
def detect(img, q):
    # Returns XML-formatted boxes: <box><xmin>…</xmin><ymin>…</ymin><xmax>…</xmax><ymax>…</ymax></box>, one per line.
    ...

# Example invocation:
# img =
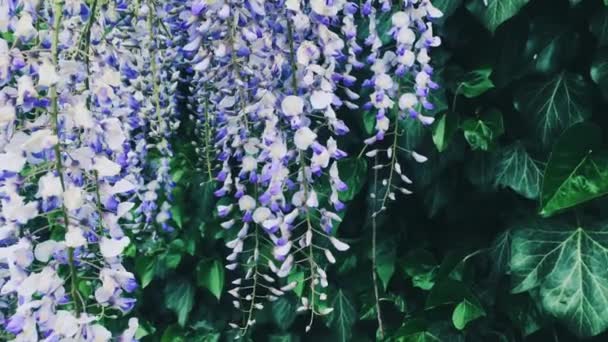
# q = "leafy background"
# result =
<box><xmin>127</xmin><ymin>0</ymin><xmax>608</xmax><ymax>340</ymax></box>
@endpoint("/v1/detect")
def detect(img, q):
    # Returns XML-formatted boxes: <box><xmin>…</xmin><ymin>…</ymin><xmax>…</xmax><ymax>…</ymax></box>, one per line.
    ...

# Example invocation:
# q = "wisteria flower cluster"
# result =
<box><xmin>182</xmin><ymin>0</ymin><xmax>442</xmax><ymax>336</ymax></box>
<box><xmin>0</xmin><ymin>0</ymin><xmax>441</xmax><ymax>339</ymax></box>
<box><xmin>0</xmin><ymin>0</ymin><xmax>178</xmax><ymax>340</ymax></box>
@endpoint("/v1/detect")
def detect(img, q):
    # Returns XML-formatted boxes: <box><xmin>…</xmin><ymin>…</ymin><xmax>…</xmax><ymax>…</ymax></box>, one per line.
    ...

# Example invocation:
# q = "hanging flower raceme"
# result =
<box><xmin>0</xmin><ymin>0</ymin><xmax>185</xmax><ymax>339</ymax></box>
<box><xmin>362</xmin><ymin>0</ymin><xmax>443</xmax><ymax>210</ymax></box>
<box><xmin>183</xmin><ymin>0</ymin><xmax>369</xmax><ymax>332</ymax></box>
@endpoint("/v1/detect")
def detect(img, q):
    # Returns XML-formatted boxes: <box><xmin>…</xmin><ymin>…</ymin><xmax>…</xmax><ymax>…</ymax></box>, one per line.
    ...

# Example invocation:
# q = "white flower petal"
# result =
<box><xmin>294</xmin><ymin>127</ymin><xmax>317</xmax><ymax>150</ymax></box>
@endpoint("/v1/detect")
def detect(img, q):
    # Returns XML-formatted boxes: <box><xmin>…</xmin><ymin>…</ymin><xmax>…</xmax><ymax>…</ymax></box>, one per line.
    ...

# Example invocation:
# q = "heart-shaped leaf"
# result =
<box><xmin>514</xmin><ymin>72</ymin><xmax>592</xmax><ymax>148</ymax></box>
<box><xmin>511</xmin><ymin>220</ymin><xmax>608</xmax><ymax>337</ymax></box>
<box><xmin>326</xmin><ymin>290</ymin><xmax>356</xmax><ymax>342</ymax></box>
<box><xmin>196</xmin><ymin>259</ymin><xmax>225</xmax><ymax>300</ymax></box>
<box><xmin>540</xmin><ymin>122</ymin><xmax>608</xmax><ymax>217</ymax></box>
<box><xmin>466</xmin><ymin>0</ymin><xmax>530</xmax><ymax>33</ymax></box>
<box><xmin>452</xmin><ymin>299</ymin><xmax>486</xmax><ymax>330</ymax></box>
<box><xmin>495</xmin><ymin>142</ymin><xmax>542</xmax><ymax>199</ymax></box>
<box><xmin>462</xmin><ymin>109</ymin><xmax>504</xmax><ymax>151</ymax></box>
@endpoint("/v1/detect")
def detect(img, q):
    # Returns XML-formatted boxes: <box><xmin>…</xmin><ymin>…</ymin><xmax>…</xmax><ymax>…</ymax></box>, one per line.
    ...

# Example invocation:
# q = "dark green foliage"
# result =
<box><xmin>131</xmin><ymin>0</ymin><xmax>608</xmax><ymax>340</ymax></box>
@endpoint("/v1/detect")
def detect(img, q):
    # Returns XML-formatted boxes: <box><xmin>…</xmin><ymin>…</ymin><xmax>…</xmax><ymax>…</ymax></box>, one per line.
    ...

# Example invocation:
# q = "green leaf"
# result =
<box><xmin>288</xmin><ymin>271</ymin><xmax>305</xmax><ymax>297</ymax></box>
<box><xmin>376</xmin><ymin>238</ymin><xmax>396</xmax><ymax>291</ymax></box>
<box><xmin>363</xmin><ymin>110</ymin><xmax>375</xmax><ymax>136</ymax></box>
<box><xmin>452</xmin><ymin>299</ymin><xmax>486</xmax><ymax>330</ymax></box>
<box><xmin>433</xmin><ymin>0</ymin><xmax>464</xmax><ymax>24</ymax></box>
<box><xmin>402</xmin><ymin>249</ymin><xmax>438</xmax><ymax>291</ymax></box>
<box><xmin>466</xmin><ymin>0</ymin><xmax>530</xmax><ymax>33</ymax></box>
<box><xmin>489</xmin><ymin>230</ymin><xmax>512</xmax><ymax>276</ymax></box>
<box><xmin>523</xmin><ymin>18</ymin><xmax>579</xmax><ymax>74</ymax></box>
<box><xmin>462</xmin><ymin>109</ymin><xmax>504</xmax><ymax>151</ymax></box>
<box><xmin>191</xmin><ymin>181</ymin><xmax>218</xmax><ymax>228</ymax></box>
<box><xmin>326</xmin><ymin>290</ymin><xmax>356</xmax><ymax>342</ymax></box>
<box><xmin>164</xmin><ymin>279</ymin><xmax>195</xmax><ymax>327</ymax></box>
<box><xmin>494</xmin><ymin>142</ymin><xmax>542</xmax><ymax>199</ymax></box>
<box><xmin>171</xmin><ymin>205</ymin><xmax>183</xmax><ymax>229</ymax></box>
<box><xmin>591</xmin><ymin>48</ymin><xmax>608</xmax><ymax>100</ymax></box>
<box><xmin>161</xmin><ymin>325</ymin><xmax>185</xmax><ymax>342</ymax></box>
<box><xmin>426</xmin><ymin>279</ymin><xmax>480</xmax><ymax>309</ymax></box>
<box><xmin>432</xmin><ymin>113</ymin><xmax>459</xmax><ymax>153</ymax></box>
<box><xmin>514</xmin><ymin>72</ymin><xmax>592</xmax><ymax>148</ymax></box>
<box><xmin>271</xmin><ymin>295</ymin><xmax>298</xmax><ymax>331</ymax></box>
<box><xmin>510</xmin><ymin>220</ymin><xmax>608</xmax><ymax>337</ymax></box>
<box><xmin>337</xmin><ymin>158</ymin><xmax>367</xmax><ymax>202</ymax></box>
<box><xmin>135</xmin><ymin>255</ymin><xmax>156</xmax><ymax>288</ymax></box>
<box><xmin>540</xmin><ymin>122</ymin><xmax>608</xmax><ymax>217</ymax></box>
<box><xmin>195</xmin><ymin>260</ymin><xmax>225</xmax><ymax>300</ymax></box>
<box><xmin>135</xmin><ymin>320</ymin><xmax>156</xmax><ymax>339</ymax></box>
<box><xmin>591</xmin><ymin>8</ymin><xmax>608</xmax><ymax>46</ymax></box>
<box><xmin>456</xmin><ymin>68</ymin><xmax>495</xmax><ymax>98</ymax></box>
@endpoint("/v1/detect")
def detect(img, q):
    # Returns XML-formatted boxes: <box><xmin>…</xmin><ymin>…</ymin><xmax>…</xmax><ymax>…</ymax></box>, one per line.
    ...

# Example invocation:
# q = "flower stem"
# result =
<box><xmin>286</xmin><ymin>15</ymin><xmax>318</xmax><ymax>329</ymax></box>
<box><xmin>51</xmin><ymin>0</ymin><xmax>82</xmax><ymax>315</ymax></box>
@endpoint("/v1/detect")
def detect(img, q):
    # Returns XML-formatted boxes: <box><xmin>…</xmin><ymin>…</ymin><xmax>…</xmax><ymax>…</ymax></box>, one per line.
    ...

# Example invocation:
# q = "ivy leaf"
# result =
<box><xmin>394</xmin><ymin>319</ymin><xmax>441</xmax><ymax>342</ymax></box>
<box><xmin>326</xmin><ymin>290</ymin><xmax>356</xmax><ymax>342</ymax></box>
<box><xmin>192</xmin><ymin>180</ymin><xmax>217</xmax><ymax>227</ymax></box>
<box><xmin>466</xmin><ymin>0</ymin><xmax>530</xmax><ymax>33</ymax></box>
<box><xmin>510</xmin><ymin>220</ymin><xmax>608</xmax><ymax>337</ymax></box>
<box><xmin>591</xmin><ymin>8</ymin><xmax>608</xmax><ymax>46</ymax></box>
<box><xmin>456</xmin><ymin>68</ymin><xmax>495</xmax><ymax>98</ymax></box>
<box><xmin>489</xmin><ymin>230</ymin><xmax>512</xmax><ymax>277</ymax></box>
<box><xmin>494</xmin><ymin>142</ymin><xmax>542</xmax><ymax>199</ymax></box>
<box><xmin>135</xmin><ymin>255</ymin><xmax>156</xmax><ymax>288</ymax></box>
<box><xmin>376</xmin><ymin>238</ymin><xmax>396</xmax><ymax>291</ymax></box>
<box><xmin>395</xmin><ymin>332</ymin><xmax>441</xmax><ymax>342</ymax></box>
<box><xmin>195</xmin><ymin>259</ymin><xmax>224</xmax><ymax>300</ymax></box>
<box><xmin>161</xmin><ymin>325</ymin><xmax>185</xmax><ymax>342</ymax></box>
<box><xmin>171</xmin><ymin>205</ymin><xmax>183</xmax><ymax>229</ymax></box>
<box><xmin>363</xmin><ymin>110</ymin><xmax>375</xmax><ymax>136</ymax></box>
<box><xmin>433</xmin><ymin>0</ymin><xmax>464</xmax><ymax>24</ymax></box>
<box><xmin>514</xmin><ymin>72</ymin><xmax>592</xmax><ymax>148</ymax></box>
<box><xmin>452</xmin><ymin>299</ymin><xmax>486</xmax><ymax>330</ymax></box>
<box><xmin>164</xmin><ymin>279</ymin><xmax>195</xmax><ymax>327</ymax></box>
<box><xmin>462</xmin><ymin>109</ymin><xmax>504</xmax><ymax>151</ymax></box>
<box><xmin>523</xmin><ymin>18</ymin><xmax>579</xmax><ymax>75</ymax></box>
<box><xmin>271</xmin><ymin>295</ymin><xmax>298</xmax><ymax>331</ymax></box>
<box><xmin>337</xmin><ymin>158</ymin><xmax>367</xmax><ymax>202</ymax></box>
<box><xmin>591</xmin><ymin>48</ymin><xmax>608</xmax><ymax>100</ymax></box>
<box><xmin>402</xmin><ymin>249</ymin><xmax>438</xmax><ymax>291</ymax></box>
<box><xmin>432</xmin><ymin>113</ymin><xmax>459</xmax><ymax>153</ymax></box>
<box><xmin>426</xmin><ymin>279</ymin><xmax>480</xmax><ymax>309</ymax></box>
<box><xmin>540</xmin><ymin>122</ymin><xmax>608</xmax><ymax>217</ymax></box>
<box><xmin>288</xmin><ymin>271</ymin><xmax>305</xmax><ymax>297</ymax></box>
